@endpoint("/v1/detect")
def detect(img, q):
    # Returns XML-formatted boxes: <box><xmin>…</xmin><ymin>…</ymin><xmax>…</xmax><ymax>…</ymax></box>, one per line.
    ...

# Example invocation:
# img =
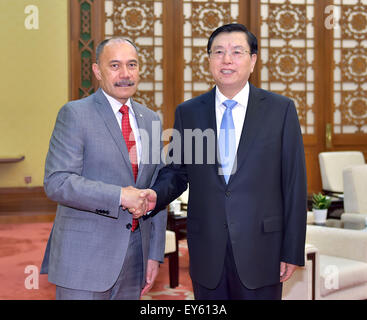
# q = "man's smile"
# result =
<box><xmin>220</xmin><ymin>69</ymin><xmax>235</xmax><ymax>75</ymax></box>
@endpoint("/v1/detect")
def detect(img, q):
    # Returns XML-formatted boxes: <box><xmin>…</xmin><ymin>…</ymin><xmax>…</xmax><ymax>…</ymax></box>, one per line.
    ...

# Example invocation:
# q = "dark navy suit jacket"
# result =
<box><xmin>152</xmin><ymin>83</ymin><xmax>307</xmax><ymax>290</ymax></box>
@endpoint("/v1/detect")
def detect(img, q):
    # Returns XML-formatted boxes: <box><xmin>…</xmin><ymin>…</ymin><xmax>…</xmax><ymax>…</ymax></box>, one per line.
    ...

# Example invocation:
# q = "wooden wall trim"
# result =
<box><xmin>69</xmin><ymin>0</ymin><xmax>105</xmax><ymax>101</ymax></box>
<box><xmin>0</xmin><ymin>187</ymin><xmax>57</xmax><ymax>213</ymax></box>
<box><xmin>240</xmin><ymin>0</ymin><xmax>261</xmax><ymax>88</ymax></box>
<box><xmin>163</xmin><ymin>0</ymin><xmax>184</xmax><ymax>132</ymax></box>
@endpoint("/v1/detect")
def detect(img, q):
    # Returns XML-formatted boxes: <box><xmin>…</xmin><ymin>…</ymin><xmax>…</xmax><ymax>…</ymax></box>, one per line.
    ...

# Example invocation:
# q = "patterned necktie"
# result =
<box><xmin>219</xmin><ymin>100</ymin><xmax>237</xmax><ymax>184</ymax></box>
<box><xmin>120</xmin><ymin>105</ymin><xmax>139</xmax><ymax>232</ymax></box>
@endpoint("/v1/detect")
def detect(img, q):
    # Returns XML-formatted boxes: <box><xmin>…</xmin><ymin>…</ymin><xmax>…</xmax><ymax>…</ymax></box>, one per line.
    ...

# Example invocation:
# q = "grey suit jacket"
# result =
<box><xmin>41</xmin><ymin>88</ymin><xmax>166</xmax><ymax>292</ymax></box>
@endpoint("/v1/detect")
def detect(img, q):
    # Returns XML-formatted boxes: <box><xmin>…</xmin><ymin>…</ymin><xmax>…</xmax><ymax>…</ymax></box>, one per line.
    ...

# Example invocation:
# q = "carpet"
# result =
<box><xmin>0</xmin><ymin>222</ymin><xmax>193</xmax><ymax>300</ymax></box>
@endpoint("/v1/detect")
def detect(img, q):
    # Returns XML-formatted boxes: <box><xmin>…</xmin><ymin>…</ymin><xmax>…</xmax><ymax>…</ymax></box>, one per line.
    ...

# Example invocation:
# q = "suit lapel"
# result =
<box><xmin>130</xmin><ymin>99</ymin><xmax>150</xmax><ymax>186</ymax></box>
<box><xmin>198</xmin><ymin>88</ymin><xmax>228</xmax><ymax>185</ymax></box>
<box><xmin>93</xmin><ymin>89</ymin><xmax>135</xmax><ymax>181</ymax></box>
<box><xmin>228</xmin><ymin>83</ymin><xmax>267</xmax><ymax>184</ymax></box>
<box><xmin>198</xmin><ymin>88</ymin><xmax>217</xmax><ymax>135</ymax></box>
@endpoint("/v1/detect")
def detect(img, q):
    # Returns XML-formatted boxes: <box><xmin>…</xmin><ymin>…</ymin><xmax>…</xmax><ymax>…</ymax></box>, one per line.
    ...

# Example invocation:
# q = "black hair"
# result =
<box><xmin>207</xmin><ymin>23</ymin><xmax>258</xmax><ymax>55</ymax></box>
<box><xmin>95</xmin><ymin>38</ymin><xmax>139</xmax><ymax>64</ymax></box>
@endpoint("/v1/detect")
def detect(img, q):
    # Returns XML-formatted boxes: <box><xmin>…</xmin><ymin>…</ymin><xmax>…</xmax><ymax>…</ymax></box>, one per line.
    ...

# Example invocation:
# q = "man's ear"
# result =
<box><xmin>250</xmin><ymin>54</ymin><xmax>257</xmax><ymax>73</ymax></box>
<box><xmin>92</xmin><ymin>63</ymin><xmax>101</xmax><ymax>80</ymax></box>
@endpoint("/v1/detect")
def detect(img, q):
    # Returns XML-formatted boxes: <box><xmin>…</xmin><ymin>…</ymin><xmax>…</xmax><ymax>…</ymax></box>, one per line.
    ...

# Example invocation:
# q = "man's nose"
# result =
<box><xmin>222</xmin><ymin>52</ymin><xmax>233</xmax><ymax>64</ymax></box>
<box><xmin>119</xmin><ymin>65</ymin><xmax>129</xmax><ymax>78</ymax></box>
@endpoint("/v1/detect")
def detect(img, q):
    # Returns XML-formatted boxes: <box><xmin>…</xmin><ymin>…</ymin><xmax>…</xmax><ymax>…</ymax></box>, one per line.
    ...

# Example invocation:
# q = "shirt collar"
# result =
<box><xmin>215</xmin><ymin>82</ymin><xmax>250</xmax><ymax>108</ymax></box>
<box><xmin>101</xmin><ymin>89</ymin><xmax>135</xmax><ymax>116</ymax></box>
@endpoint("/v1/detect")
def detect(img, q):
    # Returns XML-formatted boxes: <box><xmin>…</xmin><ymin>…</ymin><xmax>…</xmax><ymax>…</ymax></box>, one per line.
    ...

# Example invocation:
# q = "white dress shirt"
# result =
<box><xmin>215</xmin><ymin>82</ymin><xmax>250</xmax><ymax>153</ymax></box>
<box><xmin>102</xmin><ymin>90</ymin><xmax>142</xmax><ymax>167</ymax></box>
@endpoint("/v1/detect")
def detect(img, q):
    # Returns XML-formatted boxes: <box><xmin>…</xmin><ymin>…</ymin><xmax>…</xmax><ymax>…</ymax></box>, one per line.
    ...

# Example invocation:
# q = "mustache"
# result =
<box><xmin>114</xmin><ymin>80</ymin><xmax>135</xmax><ymax>87</ymax></box>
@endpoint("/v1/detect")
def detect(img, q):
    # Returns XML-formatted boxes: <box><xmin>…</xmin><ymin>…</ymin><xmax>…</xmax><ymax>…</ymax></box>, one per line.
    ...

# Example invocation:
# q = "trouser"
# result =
<box><xmin>56</xmin><ymin>228</ymin><xmax>143</xmax><ymax>300</ymax></box>
<box><xmin>192</xmin><ymin>236</ymin><xmax>282</xmax><ymax>300</ymax></box>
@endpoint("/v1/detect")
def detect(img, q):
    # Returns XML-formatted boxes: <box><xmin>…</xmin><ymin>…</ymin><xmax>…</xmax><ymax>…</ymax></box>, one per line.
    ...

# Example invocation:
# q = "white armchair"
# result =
<box><xmin>341</xmin><ymin>164</ymin><xmax>367</xmax><ymax>230</ymax></box>
<box><xmin>285</xmin><ymin>225</ymin><xmax>367</xmax><ymax>300</ymax></box>
<box><xmin>318</xmin><ymin>151</ymin><xmax>365</xmax><ymax>196</ymax></box>
<box><xmin>306</xmin><ymin>225</ymin><xmax>367</xmax><ymax>299</ymax></box>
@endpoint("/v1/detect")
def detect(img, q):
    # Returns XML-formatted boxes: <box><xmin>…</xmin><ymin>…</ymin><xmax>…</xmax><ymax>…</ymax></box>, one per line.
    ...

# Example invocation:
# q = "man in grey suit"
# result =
<box><xmin>40</xmin><ymin>38</ymin><xmax>166</xmax><ymax>300</ymax></box>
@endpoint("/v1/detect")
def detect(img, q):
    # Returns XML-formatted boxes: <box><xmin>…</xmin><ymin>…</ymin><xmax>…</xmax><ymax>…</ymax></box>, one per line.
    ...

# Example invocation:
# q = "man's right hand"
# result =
<box><xmin>121</xmin><ymin>186</ymin><xmax>148</xmax><ymax>217</ymax></box>
<box><xmin>120</xmin><ymin>187</ymin><xmax>157</xmax><ymax>219</ymax></box>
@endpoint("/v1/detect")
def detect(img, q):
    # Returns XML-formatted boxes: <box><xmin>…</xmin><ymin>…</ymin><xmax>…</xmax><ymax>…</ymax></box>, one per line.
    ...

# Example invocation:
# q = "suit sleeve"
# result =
<box><xmin>280</xmin><ymin>100</ymin><xmax>308</xmax><ymax>266</ymax></box>
<box><xmin>44</xmin><ymin>103</ymin><xmax>122</xmax><ymax>218</ymax></box>
<box><xmin>147</xmin><ymin>115</ymin><xmax>168</xmax><ymax>263</ymax></box>
<box><xmin>151</xmin><ymin>105</ymin><xmax>189</xmax><ymax>212</ymax></box>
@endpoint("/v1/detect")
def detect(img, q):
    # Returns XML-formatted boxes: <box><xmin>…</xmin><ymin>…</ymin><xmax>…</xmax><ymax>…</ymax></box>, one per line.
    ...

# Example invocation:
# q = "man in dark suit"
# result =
<box><xmin>136</xmin><ymin>23</ymin><xmax>307</xmax><ymax>300</ymax></box>
<box><xmin>40</xmin><ymin>38</ymin><xmax>166</xmax><ymax>299</ymax></box>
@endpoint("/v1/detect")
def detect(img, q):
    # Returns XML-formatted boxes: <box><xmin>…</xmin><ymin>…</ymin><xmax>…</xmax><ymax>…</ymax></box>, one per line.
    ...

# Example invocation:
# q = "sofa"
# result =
<box><xmin>283</xmin><ymin>224</ymin><xmax>367</xmax><ymax>299</ymax></box>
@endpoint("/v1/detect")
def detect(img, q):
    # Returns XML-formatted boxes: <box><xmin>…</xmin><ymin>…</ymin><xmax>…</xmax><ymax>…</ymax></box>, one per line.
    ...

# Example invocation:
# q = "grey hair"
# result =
<box><xmin>95</xmin><ymin>37</ymin><xmax>139</xmax><ymax>64</ymax></box>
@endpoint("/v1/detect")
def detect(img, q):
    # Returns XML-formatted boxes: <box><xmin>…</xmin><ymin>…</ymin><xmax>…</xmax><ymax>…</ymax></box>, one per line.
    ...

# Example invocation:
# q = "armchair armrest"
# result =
<box><xmin>306</xmin><ymin>225</ymin><xmax>367</xmax><ymax>262</ymax></box>
<box><xmin>341</xmin><ymin>213</ymin><xmax>367</xmax><ymax>230</ymax></box>
<box><xmin>282</xmin><ymin>243</ymin><xmax>319</xmax><ymax>300</ymax></box>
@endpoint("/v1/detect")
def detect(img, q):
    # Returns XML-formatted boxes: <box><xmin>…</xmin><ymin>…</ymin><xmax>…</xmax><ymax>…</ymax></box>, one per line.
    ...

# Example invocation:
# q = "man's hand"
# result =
<box><xmin>139</xmin><ymin>189</ymin><xmax>157</xmax><ymax>212</ymax></box>
<box><xmin>140</xmin><ymin>259</ymin><xmax>160</xmax><ymax>297</ymax></box>
<box><xmin>127</xmin><ymin>188</ymin><xmax>157</xmax><ymax>218</ymax></box>
<box><xmin>120</xmin><ymin>186</ymin><xmax>148</xmax><ymax>218</ymax></box>
<box><xmin>280</xmin><ymin>262</ymin><xmax>298</xmax><ymax>282</ymax></box>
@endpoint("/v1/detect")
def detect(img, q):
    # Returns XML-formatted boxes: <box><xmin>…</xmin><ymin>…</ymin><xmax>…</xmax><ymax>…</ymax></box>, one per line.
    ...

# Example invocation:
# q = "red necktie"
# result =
<box><xmin>120</xmin><ymin>105</ymin><xmax>139</xmax><ymax>232</ymax></box>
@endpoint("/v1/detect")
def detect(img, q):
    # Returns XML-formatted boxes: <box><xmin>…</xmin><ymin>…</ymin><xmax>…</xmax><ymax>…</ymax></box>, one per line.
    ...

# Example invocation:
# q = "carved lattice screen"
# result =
<box><xmin>105</xmin><ymin>0</ymin><xmax>164</xmax><ymax>121</ymax></box>
<box><xmin>182</xmin><ymin>0</ymin><xmax>240</xmax><ymax>101</ymax></box>
<box><xmin>259</xmin><ymin>0</ymin><xmax>315</xmax><ymax>135</ymax></box>
<box><xmin>333</xmin><ymin>0</ymin><xmax>367</xmax><ymax>134</ymax></box>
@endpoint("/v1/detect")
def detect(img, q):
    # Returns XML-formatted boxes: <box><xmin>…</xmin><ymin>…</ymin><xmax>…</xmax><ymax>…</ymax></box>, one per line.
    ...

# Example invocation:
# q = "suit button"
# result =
<box><xmin>225</xmin><ymin>191</ymin><xmax>230</xmax><ymax>197</ymax></box>
<box><xmin>224</xmin><ymin>223</ymin><xmax>228</xmax><ymax>229</ymax></box>
<box><xmin>126</xmin><ymin>223</ymin><xmax>132</xmax><ymax>230</ymax></box>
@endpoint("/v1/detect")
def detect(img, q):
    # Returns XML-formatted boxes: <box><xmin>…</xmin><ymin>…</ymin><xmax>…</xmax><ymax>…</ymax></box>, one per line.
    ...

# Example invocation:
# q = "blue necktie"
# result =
<box><xmin>219</xmin><ymin>100</ymin><xmax>237</xmax><ymax>183</ymax></box>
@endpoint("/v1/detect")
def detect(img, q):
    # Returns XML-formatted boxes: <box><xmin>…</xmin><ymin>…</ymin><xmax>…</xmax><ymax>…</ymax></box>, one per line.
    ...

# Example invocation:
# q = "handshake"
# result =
<box><xmin>120</xmin><ymin>186</ymin><xmax>157</xmax><ymax>219</ymax></box>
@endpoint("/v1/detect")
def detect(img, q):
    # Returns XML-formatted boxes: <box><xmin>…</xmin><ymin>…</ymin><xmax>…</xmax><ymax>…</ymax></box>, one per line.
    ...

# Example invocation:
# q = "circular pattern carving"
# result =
<box><xmin>114</xmin><ymin>1</ymin><xmax>154</xmax><ymax>38</ymax></box>
<box><xmin>350</xmin><ymin>56</ymin><xmax>367</xmax><ymax>75</ymax></box>
<box><xmin>342</xmin><ymin>48</ymin><xmax>367</xmax><ymax>82</ymax></box>
<box><xmin>191</xmin><ymin>2</ymin><xmax>231</xmax><ymax>38</ymax></box>
<box><xmin>190</xmin><ymin>48</ymin><xmax>212</xmax><ymax>83</ymax></box>
<box><xmin>268</xmin><ymin>3</ymin><xmax>306</xmax><ymax>39</ymax></box>
<box><xmin>268</xmin><ymin>47</ymin><xmax>305</xmax><ymax>82</ymax></box>
<box><xmin>342</xmin><ymin>90</ymin><xmax>367</xmax><ymax>129</ymax></box>
<box><xmin>350</xmin><ymin>99</ymin><xmax>367</xmax><ymax>118</ymax></box>
<box><xmin>125</xmin><ymin>9</ymin><xmax>143</xmax><ymax>28</ymax></box>
<box><xmin>341</xmin><ymin>5</ymin><xmax>367</xmax><ymax>40</ymax></box>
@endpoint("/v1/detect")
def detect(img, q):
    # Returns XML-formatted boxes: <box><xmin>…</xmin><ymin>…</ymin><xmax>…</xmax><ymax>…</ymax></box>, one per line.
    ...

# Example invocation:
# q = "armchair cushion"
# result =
<box><xmin>341</xmin><ymin>213</ymin><xmax>367</xmax><ymax>230</ymax></box>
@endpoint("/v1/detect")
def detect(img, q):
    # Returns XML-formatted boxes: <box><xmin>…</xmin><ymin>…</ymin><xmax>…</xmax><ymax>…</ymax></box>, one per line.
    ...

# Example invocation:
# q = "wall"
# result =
<box><xmin>0</xmin><ymin>0</ymin><xmax>69</xmax><ymax>187</ymax></box>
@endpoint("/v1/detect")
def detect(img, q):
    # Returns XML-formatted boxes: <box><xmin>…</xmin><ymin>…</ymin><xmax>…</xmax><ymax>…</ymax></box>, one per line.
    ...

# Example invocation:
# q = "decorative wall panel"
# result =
<box><xmin>105</xmin><ymin>0</ymin><xmax>164</xmax><ymax>120</ymax></box>
<box><xmin>79</xmin><ymin>0</ymin><xmax>95</xmax><ymax>98</ymax></box>
<box><xmin>333</xmin><ymin>0</ymin><xmax>367</xmax><ymax>134</ymax></box>
<box><xmin>183</xmin><ymin>0</ymin><xmax>239</xmax><ymax>101</ymax></box>
<box><xmin>260</xmin><ymin>0</ymin><xmax>315</xmax><ymax>135</ymax></box>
